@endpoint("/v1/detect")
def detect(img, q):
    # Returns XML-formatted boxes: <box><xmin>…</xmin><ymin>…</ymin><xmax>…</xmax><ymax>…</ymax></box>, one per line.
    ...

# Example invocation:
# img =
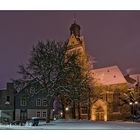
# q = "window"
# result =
<box><xmin>113</xmin><ymin>90</ymin><xmax>120</xmax><ymax>112</ymax></box>
<box><xmin>107</xmin><ymin>93</ymin><xmax>113</xmax><ymax>102</ymax></box>
<box><xmin>37</xmin><ymin>112</ymin><xmax>41</xmax><ymax>117</ymax></box>
<box><xmin>36</xmin><ymin>98</ymin><xmax>41</xmax><ymax>106</ymax></box>
<box><xmin>100</xmin><ymin>93</ymin><xmax>104</xmax><ymax>100</ymax></box>
<box><xmin>81</xmin><ymin>107</ymin><xmax>88</xmax><ymax>114</ymax></box>
<box><xmin>42</xmin><ymin>112</ymin><xmax>46</xmax><ymax>118</ymax></box>
<box><xmin>5</xmin><ymin>96</ymin><xmax>10</xmax><ymax>105</ymax></box>
<box><xmin>103</xmin><ymin>93</ymin><xmax>107</xmax><ymax>101</ymax></box>
<box><xmin>6</xmin><ymin>96</ymin><xmax>10</xmax><ymax>102</ymax></box>
<box><xmin>43</xmin><ymin>99</ymin><xmax>47</xmax><ymax>106</ymax></box>
<box><xmin>20</xmin><ymin>96</ymin><xmax>26</xmax><ymax>106</ymax></box>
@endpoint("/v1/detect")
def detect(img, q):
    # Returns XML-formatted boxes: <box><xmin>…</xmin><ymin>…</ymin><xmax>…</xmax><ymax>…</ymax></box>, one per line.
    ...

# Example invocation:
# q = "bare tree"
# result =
<box><xmin>14</xmin><ymin>41</ymin><xmax>75</xmax><ymax>122</ymax></box>
<box><xmin>14</xmin><ymin>40</ymin><xmax>93</xmax><ymax>122</ymax></box>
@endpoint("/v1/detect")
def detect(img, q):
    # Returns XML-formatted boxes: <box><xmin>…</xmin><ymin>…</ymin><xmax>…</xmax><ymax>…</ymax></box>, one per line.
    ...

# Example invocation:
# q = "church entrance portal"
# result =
<box><xmin>91</xmin><ymin>99</ymin><xmax>107</xmax><ymax>121</ymax></box>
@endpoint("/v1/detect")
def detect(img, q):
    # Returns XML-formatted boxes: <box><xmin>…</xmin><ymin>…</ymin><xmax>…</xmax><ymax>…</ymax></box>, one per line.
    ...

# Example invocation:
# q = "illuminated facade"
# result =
<box><xmin>90</xmin><ymin>66</ymin><xmax>128</xmax><ymax>121</ymax></box>
<box><xmin>67</xmin><ymin>21</ymin><xmax>134</xmax><ymax>121</ymax></box>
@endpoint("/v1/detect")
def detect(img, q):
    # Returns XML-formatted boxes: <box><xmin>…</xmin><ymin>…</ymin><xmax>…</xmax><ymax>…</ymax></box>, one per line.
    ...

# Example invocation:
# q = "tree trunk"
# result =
<box><xmin>62</xmin><ymin>103</ymin><xmax>66</xmax><ymax>119</ymax></box>
<box><xmin>88</xmin><ymin>92</ymin><xmax>91</xmax><ymax>120</ymax></box>
<box><xmin>88</xmin><ymin>105</ymin><xmax>91</xmax><ymax>120</ymax></box>
<box><xmin>72</xmin><ymin>101</ymin><xmax>76</xmax><ymax>119</ymax></box>
<box><xmin>46</xmin><ymin>107</ymin><xmax>51</xmax><ymax>123</ymax></box>
<box><xmin>78</xmin><ymin>101</ymin><xmax>81</xmax><ymax>120</ymax></box>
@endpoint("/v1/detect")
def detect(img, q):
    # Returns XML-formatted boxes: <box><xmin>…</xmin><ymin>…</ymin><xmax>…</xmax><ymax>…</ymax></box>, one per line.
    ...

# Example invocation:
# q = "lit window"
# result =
<box><xmin>36</xmin><ymin>98</ymin><xmax>41</xmax><ymax>106</ymax></box>
<box><xmin>20</xmin><ymin>96</ymin><xmax>26</xmax><ymax>106</ymax></box>
<box><xmin>42</xmin><ymin>112</ymin><xmax>46</xmax><ymax>118</ymax></box>
<box><xmin>37</xmin><ymin>112</ymin><xmax>41</xmax><ymax>117</ymax></box>
<box><xmin>43</xmin><ymin>99</ymin><xmax>47</xmax><ymax>106</ymax></box>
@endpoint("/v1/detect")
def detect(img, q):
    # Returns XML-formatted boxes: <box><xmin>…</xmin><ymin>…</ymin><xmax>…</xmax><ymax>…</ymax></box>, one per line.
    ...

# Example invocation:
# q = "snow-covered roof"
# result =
<box><xmin>91</xmin><ymin>65</ymin><xmax>127</xmax><ymax>86</ymax></box>
<box><xmin>130</xmin><ymin>74</ymin><xmax>140</xmax><ymax>82</ymax></box>
<box><xmin>124</xmin><ymin>75</ymin><xmax>136</xmax><ymax>84</ymax></box>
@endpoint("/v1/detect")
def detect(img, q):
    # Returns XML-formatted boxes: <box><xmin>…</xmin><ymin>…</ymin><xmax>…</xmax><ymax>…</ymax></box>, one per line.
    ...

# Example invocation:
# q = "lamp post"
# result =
<box><xmin>129</xmin><ymin>101</ymin><xmax>138</xmax><ymax>122</ymax></box>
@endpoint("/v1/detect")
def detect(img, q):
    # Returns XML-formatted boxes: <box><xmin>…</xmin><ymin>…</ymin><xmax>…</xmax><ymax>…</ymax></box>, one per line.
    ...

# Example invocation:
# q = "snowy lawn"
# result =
<box><xmin>0</xmin><ymin>120</ymin><xmax>140</xmax><ymax>130</ymax></box>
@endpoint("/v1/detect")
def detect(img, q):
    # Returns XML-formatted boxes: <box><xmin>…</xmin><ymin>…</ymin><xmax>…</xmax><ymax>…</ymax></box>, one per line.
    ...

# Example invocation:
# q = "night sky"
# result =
<box><xmin>0</xmin><ymin>11</ymin><xmax>140</xmax><ymax>88</ymax></box>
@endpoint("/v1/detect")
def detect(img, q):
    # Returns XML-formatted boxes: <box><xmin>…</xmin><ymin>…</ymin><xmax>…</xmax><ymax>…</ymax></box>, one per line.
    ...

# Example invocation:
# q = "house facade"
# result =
<box><xmin>0</xmin><ymin>83</ymin><xmax>16</xmax><ymax>123</ymax></box>
<box><xmin>15</xmin><ymin>92</ymin><xmax>50</xmax><ymax>122</ymax></box>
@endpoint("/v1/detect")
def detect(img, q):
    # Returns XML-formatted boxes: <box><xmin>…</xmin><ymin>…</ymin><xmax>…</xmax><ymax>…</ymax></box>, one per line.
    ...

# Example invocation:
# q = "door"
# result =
<box><xmin>20</xmin><ymin>109</ymin><xmax>27</xmax><ymax>121</ymax></box>
<box><xmin>96</xmin><ymin>107</ymin><xmax>104</xmax><ymax>121</ymax></box>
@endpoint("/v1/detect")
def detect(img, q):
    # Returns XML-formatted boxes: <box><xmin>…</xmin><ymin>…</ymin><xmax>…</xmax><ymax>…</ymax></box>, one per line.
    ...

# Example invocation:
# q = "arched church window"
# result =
<box><xmin>113</xmin><ymin>89</ymin><xmax>120</xmax><ymax>112</ymax></box>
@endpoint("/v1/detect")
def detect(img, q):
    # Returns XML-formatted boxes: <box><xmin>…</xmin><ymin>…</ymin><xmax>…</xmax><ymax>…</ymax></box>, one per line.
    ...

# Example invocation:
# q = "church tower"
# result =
<box><xmin>67</xmin><ymin>20</ymin><xmax>86</xmax><ymax>55</ymax></box>
<box><xmin>70</xmin><ymin>20</ymin><xmax>81</xmax><ymax>38</ymax></box>
<box><xmin>66</xmin><ymin>20</ymin><xmax>91</xmax><ymax>120</ymax></box>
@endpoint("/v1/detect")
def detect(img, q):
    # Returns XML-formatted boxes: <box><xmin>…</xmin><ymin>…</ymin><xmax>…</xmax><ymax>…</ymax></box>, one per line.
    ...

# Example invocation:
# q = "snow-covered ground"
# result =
<box><xmin>0</xmin><ymin>120</ymin><xmax>140</xmax><ymax>130</ymax></box>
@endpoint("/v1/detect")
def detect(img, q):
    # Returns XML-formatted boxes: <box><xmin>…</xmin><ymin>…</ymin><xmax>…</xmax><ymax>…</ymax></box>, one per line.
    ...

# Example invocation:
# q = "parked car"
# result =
<box><xmin>11</xmin><ymin>120</ymin><xmax>26</xmax><ymax>126</ymax></box>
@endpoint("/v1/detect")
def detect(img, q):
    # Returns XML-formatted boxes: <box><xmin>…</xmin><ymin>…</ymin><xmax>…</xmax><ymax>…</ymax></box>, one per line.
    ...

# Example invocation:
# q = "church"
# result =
<box><xmin>66</xmin><ymin>20</ymin><xmax>139</xmax><ymax>121</ymax></box>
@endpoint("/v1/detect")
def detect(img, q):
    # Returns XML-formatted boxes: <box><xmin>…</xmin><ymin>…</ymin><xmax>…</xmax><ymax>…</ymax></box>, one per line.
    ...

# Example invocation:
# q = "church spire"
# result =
<box><xmin>73</xmin><ymin>12</ymin><xmax>77</xmax><ymax>23</ymax></box>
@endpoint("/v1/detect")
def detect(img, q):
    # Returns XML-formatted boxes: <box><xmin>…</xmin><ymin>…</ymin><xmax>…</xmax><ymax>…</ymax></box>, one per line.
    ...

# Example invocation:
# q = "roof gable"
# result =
<box><xmin>130</xmin><ymin>74</ymin><xmax>140</xmax><ymax>82</ymax></box>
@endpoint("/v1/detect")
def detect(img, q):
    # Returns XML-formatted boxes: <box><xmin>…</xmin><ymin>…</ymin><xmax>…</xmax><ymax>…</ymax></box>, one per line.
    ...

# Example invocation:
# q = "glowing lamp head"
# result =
<box><xmin>129</xmin><ymin>102</ymin><xmax>132</xmax><ymax>105</ymax></box>
<box><xmin>135</xmin><ymin>101</ymin><xmax>138</xmax><ymax>104</ymax></box>
<box><xmin>65</xmin><ymin>107</ymin><xmax>69</xmax><ymax>111</ymax></box>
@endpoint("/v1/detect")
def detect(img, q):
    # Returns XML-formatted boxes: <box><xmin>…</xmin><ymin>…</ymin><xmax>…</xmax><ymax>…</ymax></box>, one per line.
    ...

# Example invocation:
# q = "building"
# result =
<box><xmin>90</xmin><ymin>65</ymin><xmax>128</xmax><ymax>121</ymax></box>
<box><xmin>0</xmin><ymin>83</ymin><xmax>16</xmax><ymax>123</ymax></box>
<box><xmin>66</xmin><ymin>21</ymin><xmax>139</xmax><ymax>121</ymax></box>
<box><xmin>15</xmin><ymin>91</ymin><xmax>50</xmax><ymax>122</ymax></box>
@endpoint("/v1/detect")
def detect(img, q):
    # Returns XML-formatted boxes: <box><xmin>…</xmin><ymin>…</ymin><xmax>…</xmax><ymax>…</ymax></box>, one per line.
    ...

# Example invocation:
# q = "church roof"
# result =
<box><xmin>130</xmin><ymin>74</ymin><xmax>140</xmax><ymax>82</ymax></box>
<box><xmin>124</xmin><ymin>74</ymin><xmax>136</xmax><ymax>84</ymax></box>
<box><xmin>91</xmin><ymin>65</ymin><xmax>127</xmax><ymax>86</ymax></box>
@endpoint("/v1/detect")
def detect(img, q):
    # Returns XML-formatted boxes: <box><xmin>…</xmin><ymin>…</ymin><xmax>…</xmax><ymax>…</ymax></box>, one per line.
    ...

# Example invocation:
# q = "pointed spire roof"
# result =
<box><xmin>70</xmin><ymin>16</ymin><xmax>81</xmax><ymax>37</ymax></box>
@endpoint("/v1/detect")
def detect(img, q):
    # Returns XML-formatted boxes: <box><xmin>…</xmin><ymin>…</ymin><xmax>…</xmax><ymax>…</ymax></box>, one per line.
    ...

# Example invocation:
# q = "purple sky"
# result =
<box><xmin>0</xmin><ymin>11</ymin><xmax>140</xmax><ymax>88</ymax></box>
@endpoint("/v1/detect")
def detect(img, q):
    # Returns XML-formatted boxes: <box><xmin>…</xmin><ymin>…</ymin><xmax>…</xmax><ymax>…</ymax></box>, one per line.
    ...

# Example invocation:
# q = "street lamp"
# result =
<box><xmin>65</xmin><ymin>107</ymin><xmax>69</xmax><ymax>111</ymax></box>
<box><xmin>129</xmin><ymin>101</ymin><xmax>138</xmax><ymax>122</ymax></box>
<box><xmin>60</xmin><ymin>112</ymin><xmax>63</xmax><ymax>118</ymax></box>
<box><xmin>135</xmin><ymin>101</ymin><xmax>138</xmax><ymax>104</ymax></box>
